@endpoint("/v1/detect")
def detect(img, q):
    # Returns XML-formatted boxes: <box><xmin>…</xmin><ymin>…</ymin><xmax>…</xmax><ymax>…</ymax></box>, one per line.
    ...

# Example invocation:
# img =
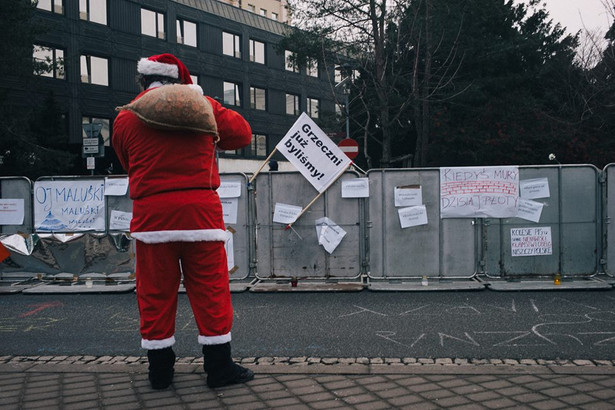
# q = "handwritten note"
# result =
<box><xmin>217</xmin><ymin>181</ymin><xmax>242</xmax><ymax>198</ymax></box>
<box><xmin>440</xmin><ymin>166</ymin><xmax>519</xmax><ymax>218</ymax></box>
<box><xmin>109</xmin><ymin>210</ymin><xmax>132</xmax><ymax>231</ymax></box>
<box><xmin>517</xmin><ymin>198</ymin><xmax>544</xmax><ymax>223</ymax></box>
<box><xmin>0</xmin><ymin>199</ymin><xmax>24</xmax><ymax>225</ymax></box>
<box><xmin>395</xmin><ymin>185</ymin><xmax>422</xmax><ymax>207</ymax></box>
<box><xmin>398</xmin><ymin>205</ymin><xmax>428</xmax><ymax>228</ymax></box>
<box><xmin>315</xmin><ymin>217</ymin><xmax>346</xmax><ymax>253</ymax></box>
<box><xmin>33</xmin><ymin>180</ymin><xmax>106</xmax><ymax>232</ymax></box>
<box><xmin>520</xmin><ymin>178</ymin><xmax>550</xmax><ymax>199</ymax></box>
<box><xmin>104</xmin><ymin>177</ymin><xmax>129</xmax><ymax>196</ymax></box>
<box><xmin>341</xmin><ymin>178</ymin><xmax>369</xmax><ymax>198</ymax></box>
<box><xmin>273</xmin><ymin>203</ymin><xmax>302</xmax><ymax>224</ymax></box>
<box><xmin>511</xmin><ymin>227</ymin><xmax>552</xmax><ymax>256</ymax></box>
<box><xmin>221</xmin><ymin>198</ymin><xmax>239</xmax><ymax>224</ymax></box>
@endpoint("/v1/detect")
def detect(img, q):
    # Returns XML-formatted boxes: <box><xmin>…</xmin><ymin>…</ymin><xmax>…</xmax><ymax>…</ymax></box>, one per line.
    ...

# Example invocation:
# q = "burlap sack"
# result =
<box><xmin>116</xmin><ymin>84</ymin><xmax>219</xmax><ymax>140</ymax></box>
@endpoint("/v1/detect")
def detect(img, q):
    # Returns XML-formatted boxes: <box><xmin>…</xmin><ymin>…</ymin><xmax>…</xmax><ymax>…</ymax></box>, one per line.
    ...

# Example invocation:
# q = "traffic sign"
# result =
<box><xmin>337</xmin><ymin>138</ymin><xmax>359</xmax><ymax>159</ymax></box>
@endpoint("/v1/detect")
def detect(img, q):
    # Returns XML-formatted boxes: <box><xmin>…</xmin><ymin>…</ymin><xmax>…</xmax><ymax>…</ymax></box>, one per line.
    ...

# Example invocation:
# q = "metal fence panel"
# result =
<box><xmin>367</xmin><ymin>169</ymin><xmax>477</xmax><ymax>279</ymax></box>
<box><xmin>482</xmin><ymin>165</ymin><xmax>599</xmax><ymax>278</ymax></box>
<box><xmin>220</xmin><ymin>173</ymin><xmax>252</xmax><ymax>281</ymax></box>
<box><xmin>252</xmin><ymin>171</ymin><xmax>364</xmax><ymax>280</ymax></box>
<box><xmin>0</xmin><ymin>177</ymin><xmax>33</xmax><ymax>235</ymax></box>
<box><xmin>604</xmin><ymin>164</ymin><xmax>615</xmax><ymax>277</ymax></box>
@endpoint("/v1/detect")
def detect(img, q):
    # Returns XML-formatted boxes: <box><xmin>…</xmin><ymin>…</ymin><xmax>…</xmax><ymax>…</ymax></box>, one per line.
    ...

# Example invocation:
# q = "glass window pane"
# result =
<box><xmin>37</xmin><ymin>0</ymin><xmax>52</xmax><ymax>11</ymax></box>
<box><xmin>141</xmin><ymin>9</ymin><xmax>156</xmax><ymax>37</ymax></box>
<box><xmin>223</xmin><ymin>32</ymin><xmax>233</xmax><ymax>56</ymax></box>
<box><xmin>184</xmin><ymin>21</ymin><xmax>197</xmax><ymax>47</ymax></box>
<box><xmin>157</xmin><ymin>13</ymin><xmax>165</xmax><ymax>39</ymax></box>
<box><xmin>90</xmin><ymin>56</ymin><xmax>108</xmax><ymax>86</ymax></box>
<box><xmin>80</xmin><ymin>55</ymin><xmax>89</xmax><ymax>83</ymax></box>
<box><xmin>90</xmin><ymin>0</ymin><xmax>107</xmax><ymax>24</ymax></box>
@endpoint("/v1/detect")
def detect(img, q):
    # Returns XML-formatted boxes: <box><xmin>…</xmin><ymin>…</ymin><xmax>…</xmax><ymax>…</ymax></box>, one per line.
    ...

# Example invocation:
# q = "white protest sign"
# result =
<box><xmin>517</xmin><ymin>198</ymin><xmax>544</xmax><ymax>223</ymax></box>
<box><xmin>341</xmin><ymin>178</ymin><xmax>369</xmax><ymax>198</ymax></box>
<box><xmin>440</xmin><ymin>166</ymin><xmax>519</xmax><ymax>218</ymax></box>
<box><xmin>273</xmin><ymin>203</ymin><xmax>302</xmax><ymax>224</ymax></box>
<box><xmin>398</xmin><ymin>205</ymin><xmax>428</xmax><ymax>228</ymax></box>
<box><xmin>511</xmin><ymin>227</ymin><xmax>552</xmax><ymax>256</ymax></box>
<box><xmin>315</xmin><ymin>217</ymin><xmax>346</xmax><ymax>254</ymax></box>
<box><xmin>395</xmin><ymin>185</ymin><xmax>422</xmax><ymax>207</ymax></box>
<box><xmin>217</xmin><ymin>181</ymin><xmax>242</xmax><ymax>198</ymax></box>
<box><xmin>0</xmin><ymin>199</ymin><xmax>24</xmax><ymax>225</ymax></box>
<box><xmin>276</xmin><ymin>113</ymin><xmax>352</xmax><ymax>193</ymax></box>
<box><xmin>33</xmin><ymin>180</ymin><xmax>106</xmax><ymax>232</ymax></box>
<box><xmin>520</xmin><ymin>178</ymin><xmax>550</xmax><ymax>199</ymax></box>
<box><xmin>221</xmin><ymin>198</ymin><xmax>239</xmax><ymax>225</ymax></box>
<box><xmin>109</xmin><ymin>210</ymin><xmax>132</xmax><ymax>231</ymax></box>
<box><xmin>104</xmin><ymin>177</ymin><xmax>129</xmax><ymax>196</ymax></box>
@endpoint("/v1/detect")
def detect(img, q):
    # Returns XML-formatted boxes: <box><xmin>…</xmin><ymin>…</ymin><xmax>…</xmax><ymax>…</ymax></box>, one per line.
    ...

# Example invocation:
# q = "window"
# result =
<box><xmin>247</xmin><ymin>4</ymin><xmax>255</xmax><ymax>12</ymax></box>
<box><xmin>33</xmin><ymin>45</ymin><xmax>64</xmax><ymax>79</ymax></box>
<box><xmin>251</xmin><ymin>134</ymin><xmax>267</xmax><ymax>157</ymax></box>
<box><xmin>79</xmin><ymin>0</ymin><xmax>106</xmax><ymax>25</ymax></box>
<box><xmin>249</xmin><ymin>39</ymin><xmax>265</xmax><ymax>64</ymax></box>
<box><xmin>307</xmin><ymin>59</ymin><xmax>318</xmax><ymax>78</ymax></box>
<box><xmin>285</xmin><ymin>50</ymin><xmax>299</xmax><ymax>73</ymax></box>
<box><xmin>36</xmin><ymin>0</ymin><xmax>63</xmax><ymax>14</ymax></box>
<box><xmin>82</xmin><ymin>117</ymin><xmax>110</xmax><ymax>146</ymax></box>
<box><xmin>141</xmin><ymin>8</ymin><xmax>165</xmax><ymax>40</ymax></box>
<box><xmin>190</xmin><ymin>74</ymin><xmax>199</xmax><ymax>85</ymax></box>
<box><xmin>271</xmin><ymin>12</ymin><xmax>278</xmax><ymax>21</ymax></box>
<box><xmin>223</xmin><ymin>82</ymin><xmax>241</xmax><ymax>106</ymax></box>
<box><xmin>177</xmin><ymin>19</ymin><xmax>197</xmax><ymax>47</ymax></box>
<box><xmin>223</xmin><ymin>32</ymin><xmax>241</xmax><ymax>58</ymax></box>
<box><xmin>80</xmin><ymin>55</ymin><xmax>108</xmax><ymax>86</ymax></box>
<box><xmin>260</xmin><ymin>8</ymin><xmax>267</xmax><ymax>17</ymax></box>
<box><xmin>250</xmin><ymin>87</ymin><xmax>266</xmax><ymax>111</ymax></box>
<box><xmin>307</xmin><ymin>98</ymin><xmax>319</xmax><ymax>119</ymax></box>
<box><xmin>285</xmin><ymin>93</ymin><xmax>300</xmax><ymax>116</ymax></box>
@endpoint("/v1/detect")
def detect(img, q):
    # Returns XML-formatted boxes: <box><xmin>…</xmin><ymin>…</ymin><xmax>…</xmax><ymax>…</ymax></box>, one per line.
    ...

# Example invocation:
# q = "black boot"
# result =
<box><xmin>147</xmin><ymin>347</ymin><xmax>175</xmax><ymax>390</ymax></box>
<box><xmin>202</xmin><ymin>343</ymin><xmax>254</xmax><ymax>388</ymax></box>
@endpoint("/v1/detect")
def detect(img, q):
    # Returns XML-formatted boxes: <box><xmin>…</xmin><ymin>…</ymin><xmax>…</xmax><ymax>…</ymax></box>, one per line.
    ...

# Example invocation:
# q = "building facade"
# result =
<box><xmin>26</xmin><ymin>0</ymin><xmax>342</xmax><ymax>174</ymax></box>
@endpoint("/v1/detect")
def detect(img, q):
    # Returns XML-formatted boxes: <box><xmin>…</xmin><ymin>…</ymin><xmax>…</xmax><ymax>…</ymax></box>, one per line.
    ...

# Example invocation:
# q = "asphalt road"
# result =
<box><xmin>2</xmin><ymin>289</ymin><xmax>615</xmax><ymax>360</ymax></box>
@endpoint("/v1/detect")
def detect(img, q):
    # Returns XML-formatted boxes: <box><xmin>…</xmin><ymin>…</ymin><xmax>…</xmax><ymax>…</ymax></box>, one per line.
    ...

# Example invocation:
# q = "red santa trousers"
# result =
<box><xmin>135</xmin><ymin>240</ymin><xmax>233</xmax><ymax>350</ymax></box>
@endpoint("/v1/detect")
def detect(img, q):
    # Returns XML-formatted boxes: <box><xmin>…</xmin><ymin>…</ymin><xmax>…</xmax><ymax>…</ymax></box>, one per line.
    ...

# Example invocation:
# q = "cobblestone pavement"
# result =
<box><xmin>2</xmin><ymin>355</ymin><xmax>615</xmax><ymax>409</ymax></box>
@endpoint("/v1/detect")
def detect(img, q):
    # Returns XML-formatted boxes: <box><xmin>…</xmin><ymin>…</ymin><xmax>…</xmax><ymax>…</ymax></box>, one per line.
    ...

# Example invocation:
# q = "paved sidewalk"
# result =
<box><xmin>2</xmin><ymin>356</ymin><xmax>615</xmax><ymax>409</ymax></box>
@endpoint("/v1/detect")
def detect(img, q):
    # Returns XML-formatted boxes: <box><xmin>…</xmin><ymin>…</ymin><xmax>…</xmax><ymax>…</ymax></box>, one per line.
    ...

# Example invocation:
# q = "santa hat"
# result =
<box><xmin>137</xmin><ymin>53</ymin><xmax>193</xmax><ymax>85</ymax></box>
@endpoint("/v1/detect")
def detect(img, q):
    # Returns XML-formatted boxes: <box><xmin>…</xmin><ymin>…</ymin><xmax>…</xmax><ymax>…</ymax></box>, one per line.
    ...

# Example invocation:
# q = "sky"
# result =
<box><xmin>542</xmin><ymin>0</ymin><xmax>612</xmax><ymax>35</ymax></box>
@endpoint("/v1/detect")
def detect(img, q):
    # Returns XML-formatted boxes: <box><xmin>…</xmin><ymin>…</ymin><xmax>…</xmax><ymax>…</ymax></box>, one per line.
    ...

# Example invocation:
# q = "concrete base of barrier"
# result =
<box><xmin>0</xmin><ymin>279</ymin><xmax>45</xmax><ymax>294</ymax></box>
<box><xmin>249</xmin><ymin>280</ymin><xmax>364</xmax><ymax>292</ymax></box>
<box><xmin>485</xmin><ymin>276</ymin><xmax>611</xmax><ymax>291</ymax></box>
<box><xmin>178</xmin><ymin>282</ymin><xmax>253</xmax><ymax>293</ymax></box>
<box><xmin>367</xmin><ymin>278</ymin><xmax>486</xmax><ymax>291</ymax></box>
<box><xmin>22</xmin><ymin>283</ymin><xmax>136</xmax><ymax>294</ymax></box>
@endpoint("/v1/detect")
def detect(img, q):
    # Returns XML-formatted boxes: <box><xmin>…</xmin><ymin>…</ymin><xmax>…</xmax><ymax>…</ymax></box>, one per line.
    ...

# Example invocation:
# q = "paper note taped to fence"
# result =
<box><xmin>273</xmin><ymin>203</ymin><xmax>302</xmax><ymax>224</ymax></box>
<box><xmin>0</xmin><ymin>199</ymin><xmax>24</xmax><ymax>225</ymax></box>
<box><xmin>511</xmin><ymin>227</ymin><xmax>552</xmax><ymax>256</ymax></box>
<box><xmin>276</xmin><ymin>113</ymin><xmax>352</xmax><ymax>193</ymax></box>
<box><xmin>34</xmin><ymin>179</ymin><xmax>106</xmax><ymax>232</ymax></box>
<box><xmin>440</xmin><ymin>166</ymin><xmax>519</xmax><ymax>218</ymax></box>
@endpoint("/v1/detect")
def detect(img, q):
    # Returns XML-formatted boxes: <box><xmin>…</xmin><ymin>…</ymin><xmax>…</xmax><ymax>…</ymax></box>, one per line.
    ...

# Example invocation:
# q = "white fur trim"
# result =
<box><xmin>138</xmin><ymin>58</ymin><xmax>179</xmax><ymax>79</ymax></box>
<box><xmin>188</xmin><ymin>84</ymin><xmax>203</xmax><ymax>95</ymax></box>
<box><xmin>142</xmin><ymin>335</ymin><xmax>176</xmax><ymax>350</ymax></box>
<box><xmin>198</xmin><ymin>332</ymin><xmax>232</xmax><ymax>345</ymax></box>
<box><xmin>131</xmin><ymin>229</ymin><xmax>228</xmax><ymax>244</ymax></box>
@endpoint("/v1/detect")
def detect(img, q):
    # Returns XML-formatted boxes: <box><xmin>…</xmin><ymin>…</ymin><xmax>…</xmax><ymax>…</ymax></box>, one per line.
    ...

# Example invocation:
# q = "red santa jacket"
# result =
<box><xmin>112</xmin><ymin>86</ymin><xmax>252</xmax><ymax>243</ymax></box>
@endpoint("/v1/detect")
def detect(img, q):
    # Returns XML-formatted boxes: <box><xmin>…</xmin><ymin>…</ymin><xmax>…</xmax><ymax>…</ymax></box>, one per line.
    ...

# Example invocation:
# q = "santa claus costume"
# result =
<box><xmin>112</xmin><ymin>53</ymin><xmax>254</xmax><ymax>389</ymax></box>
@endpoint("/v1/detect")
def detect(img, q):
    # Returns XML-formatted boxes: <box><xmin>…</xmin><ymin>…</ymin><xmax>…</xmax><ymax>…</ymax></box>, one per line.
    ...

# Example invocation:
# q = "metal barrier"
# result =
<box><xmin>2</xmin><ymin>165</ymin><xmax>615</xmax><ymax>293</ymax></box>
<box><xmin>366</xmin><ymin>169</ymin><xmax>482</xmax><ymax>291</ymax></box>
<box><xmin>481</xmin><ymin>165</ymin><xmax>608</xmax><ymax>290</ymax></box>
<box><xmin>604</xmin><ymin>163</ymin><xmax>615</xmax><ymax>278</ymax></box>
<box><xmin>249</xmin><ymin>171</ymin><xmax>366</xmax><ymax>291</ymax></box>
<box><xmin>219</xmin><ymin>173</ymin><xmax>254</xmax><ymax>290</ymax></box>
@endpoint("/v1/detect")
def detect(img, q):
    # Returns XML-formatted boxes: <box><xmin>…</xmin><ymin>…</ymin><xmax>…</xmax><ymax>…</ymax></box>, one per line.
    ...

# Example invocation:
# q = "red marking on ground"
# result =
<box><xmin>19</xmin><ymin>301</ymin><xmax>64</xmax><ymax>318</ymax></box>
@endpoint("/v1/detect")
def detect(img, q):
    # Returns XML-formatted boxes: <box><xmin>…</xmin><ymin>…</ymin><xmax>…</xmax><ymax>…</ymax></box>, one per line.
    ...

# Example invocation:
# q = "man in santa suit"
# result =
<box><xmin>112</xmin><ymin>53</ymin><xmax>254</xmax><ymax>390</ymax></box>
